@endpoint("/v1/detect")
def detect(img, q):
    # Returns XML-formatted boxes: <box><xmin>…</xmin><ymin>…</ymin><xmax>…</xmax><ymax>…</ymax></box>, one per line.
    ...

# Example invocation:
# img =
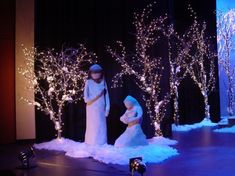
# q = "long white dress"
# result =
<box><xmin>84</xmin><ymin>79</ymin><xmax>110</xmax><ymax>145</ymax></box>
<box><xmin>114</xmin><ymin>100</ymin><xmax>148</xmax><ymax>147</ymax></box>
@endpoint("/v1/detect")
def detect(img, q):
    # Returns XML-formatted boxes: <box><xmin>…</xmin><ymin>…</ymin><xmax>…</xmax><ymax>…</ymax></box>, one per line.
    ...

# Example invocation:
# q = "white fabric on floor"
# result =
<box><xmin>172</xmin><ymin>118</ymin><xmax>217</xmax><ymax>132</ymax></box>
<box><xmin>34</xmin><ymin>137</ymin><xmax>178</xmax><ymax>165</ymax></box>
<box><xmin>214</xmin><ymin>125</ymin><xmax>235</xmax><ymax>133</ymax></box>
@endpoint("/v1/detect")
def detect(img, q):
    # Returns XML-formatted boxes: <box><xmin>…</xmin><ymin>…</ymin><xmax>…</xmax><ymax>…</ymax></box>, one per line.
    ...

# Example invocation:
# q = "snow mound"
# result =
<box><xmin>214</xmin><ymin>125</ymin><xmax>235</xmax><ymax>133</ymax></box>
<box><xmin>218</xmin><ymin>116</ymin><xmax>235</xmax><ymax>125</ymax></box>
<box><xmin>218</xmin><ymin>118</ymin><xmax>229</xmax><ymax>125</ymax></box>
<box><xmin>34</xmin><ymin>137</ymin><xmax>178</xmax><ymax>165</ymax></box>
<box><xmin>172</xmin><ymin>118</ymin><xmax>217</xmax><ymax>132</ymax></box>
<box><xmin>148</xmin><ymin>136</ymin><xmax>178</xmax><ymax>146</ymax></box>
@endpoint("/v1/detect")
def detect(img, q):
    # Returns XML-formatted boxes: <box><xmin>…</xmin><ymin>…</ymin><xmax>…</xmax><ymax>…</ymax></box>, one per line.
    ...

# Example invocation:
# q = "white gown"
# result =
<box><xmin>84</xmin><ymin>79</ymin><xmax>110</xmax><ymax>145</ymax></box>
<box><xmin>114</xmin><ymin>105</ymin><xmax>148</xmax><ymax>147</ymax></box>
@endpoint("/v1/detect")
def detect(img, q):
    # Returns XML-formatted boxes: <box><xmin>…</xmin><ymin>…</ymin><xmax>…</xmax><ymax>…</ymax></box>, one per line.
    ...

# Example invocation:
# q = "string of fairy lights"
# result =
<box><xmin>217</xmin><ymin>9</ymin><xmax>235</xmax><ymax>116</ymax></box>
<box><xmin>164</xmin><ymin>24</ymin><xmax>190</xmax><ymax>125</ymax></box>
<box><xmin>183</xmin><ymin>5</ymin><xmax>217</xmax><ymax>119</ymax></box>
<box><xmin>18</xmin><ymin>44</ymin><xmax>96</xmax><ymax>139</ymax></box>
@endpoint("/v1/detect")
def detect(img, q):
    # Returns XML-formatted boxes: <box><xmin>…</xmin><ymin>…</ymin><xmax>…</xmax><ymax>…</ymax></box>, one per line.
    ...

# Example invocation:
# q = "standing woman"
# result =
<box><xmin>84</xmin><ymin>64</ymin><xmax>110</xmax><ymax>145</ymax></box>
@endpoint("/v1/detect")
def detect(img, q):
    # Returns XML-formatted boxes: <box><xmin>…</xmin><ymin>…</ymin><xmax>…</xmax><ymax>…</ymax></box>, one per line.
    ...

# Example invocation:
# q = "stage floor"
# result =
<box><xmin>0</xmin><ymin>127</ymin><xmax>235</xmax><ymax>176</ymax></box>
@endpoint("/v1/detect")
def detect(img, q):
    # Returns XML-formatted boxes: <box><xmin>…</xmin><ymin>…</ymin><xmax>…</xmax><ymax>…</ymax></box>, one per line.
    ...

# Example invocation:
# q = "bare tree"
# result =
<box><xmin>217</xmin><ymin>9</ymin><xmax>235</xmax><ymax>116</ymax></box>
<box><xmin>184</xmin><ymin>6</ymin><xmax>217</xmax><ymax>120</ymax></box>
<box><xmin>18</xmin><ymin>45</ymin><xmax>96</xmax><ymax>139</ymax></box>
<box><xmin>166</xmin><ymin>25</ymin><xmax>189</xmax><ymax>125</ymax></box>
<box><xmin>107</xmin><ymin>3</ymin><xmax>169</xmax><ymax>136</ymax></box>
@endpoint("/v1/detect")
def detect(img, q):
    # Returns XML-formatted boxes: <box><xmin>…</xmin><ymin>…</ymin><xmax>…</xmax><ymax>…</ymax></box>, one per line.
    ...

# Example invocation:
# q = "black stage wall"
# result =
<box><xmin>35</xmin><ymin>0</ymin><xmax>220</xmax><ymax>143</ymax></box>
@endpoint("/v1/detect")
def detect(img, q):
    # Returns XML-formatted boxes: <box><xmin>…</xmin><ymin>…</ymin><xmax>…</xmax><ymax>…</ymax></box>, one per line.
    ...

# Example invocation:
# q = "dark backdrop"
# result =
<box><xmin>35</xmin><ymin>0</ymin><xmax>220</xmax><ymax>143</ymax></box>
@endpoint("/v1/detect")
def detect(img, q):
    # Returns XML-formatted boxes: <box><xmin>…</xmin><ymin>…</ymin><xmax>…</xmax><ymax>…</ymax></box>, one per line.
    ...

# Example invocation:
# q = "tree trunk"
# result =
<box><xmin>204</xmin><ymin>95</ymin><xmax>210</xmax><ymax>119</ymax></box>
<box><xmin>57</xmin><ymin>129</ymin><xmax>62</xmax><ymax>139</ymax></box>
<box><xmin>173</xmin><ymin>88</ymin><xmax>179</xmax><ymax>125</ymax></box>
<box><xmin>54</xmin><ymin>113</ymin><xmax>62</xmax><ymax>139</ymax></box>
<box><xmin>228</xmin><ymin>82</ymin><xmax>234</xmax><ymax>116</ymax></box>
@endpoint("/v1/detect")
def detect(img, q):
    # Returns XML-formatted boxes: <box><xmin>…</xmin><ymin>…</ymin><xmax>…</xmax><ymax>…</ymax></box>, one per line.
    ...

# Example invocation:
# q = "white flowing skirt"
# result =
<box><xmin>85</xmin><ymin>97</ymin><xmax>107</xmax><ymax>145</ymax></box>
<box><xmin>114</xmin><ymin>124</ymin><xmax>148</xmax><ymax>147</ymax></box>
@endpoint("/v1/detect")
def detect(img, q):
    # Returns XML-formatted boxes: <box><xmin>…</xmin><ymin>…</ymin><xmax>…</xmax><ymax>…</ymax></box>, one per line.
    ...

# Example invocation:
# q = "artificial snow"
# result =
<box><xmin>34</xmin><ymin>137</ymin><xmax>178</xmax><ymax>165</ymax></box>
<box><xmin>214</xmin><ymin>125</ymin><xmax>235</xmax><ymax>133</ymax></box>
<box><xmin>218</xmin><ymin>118</ymin><xmax>229</xmax><ymax>125</ymax></box>
<box><xmin>172</xmin><ymin>118</ymin><xmax>217</xmax><ymax>132</ymax></box>
<box><xmin>217</xmin><ymin>116</ymin><xmax>235</xmax><ymax>126</ymax></box>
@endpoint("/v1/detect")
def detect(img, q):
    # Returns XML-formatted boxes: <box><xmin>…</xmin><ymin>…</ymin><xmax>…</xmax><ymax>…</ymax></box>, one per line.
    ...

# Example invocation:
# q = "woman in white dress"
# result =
<box><xmin>114</xmin><ymin>96</ymin><xmax>148</xmax><ymax>147</ymax></box>
<box><xmin>84</xmin><ymin>64</ymin><xmax>110</xmax><ymax>145</ymax></box>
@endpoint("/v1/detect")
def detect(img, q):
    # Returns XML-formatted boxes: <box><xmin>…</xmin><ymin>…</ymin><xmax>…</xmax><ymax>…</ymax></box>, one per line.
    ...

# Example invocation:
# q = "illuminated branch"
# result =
<box><xmin>184</xmin><ymin>6</ymin><xmax>217</xmax><ymax>119</ymax></box>
<box><xmin>217</xmin><ymin>9</ymin><xmax>235</xmax><ymax>116</ymax></box>
<box><xmin>107</xmin><ymin>3</ymin><xmax>169</xmax><ymax>136</ymax></box>
<box><xmin>18</xmin><ymin>45</ymin><xmax>96</xmax><ymax>139</ymax></box>
<box><xmin>165</xmin><ymin>25</ymin><xmax>190</xmax><ymax>125</ymax></box>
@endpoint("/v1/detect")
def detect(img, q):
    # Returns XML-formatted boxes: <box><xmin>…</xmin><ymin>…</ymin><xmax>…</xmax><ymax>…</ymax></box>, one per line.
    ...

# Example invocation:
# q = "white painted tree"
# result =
<box><xmin>184</xmin><ymin>6</ymin><xmax>217</xmax><ymax>120</ymax></box>
<box><xmin>217</xmin><ymin>9</ymin><xmax>235</xmax><ymax>116</ymax></box>
<box><xmin>107</xmin><ymin>3</ymin><xmax>169</xmax><ymax>136</ymax></box>
<box><xmin>18</xmin><ymin>45</ymin><xmax>96</xmax><ymax>139</ymax></box>
<box><xmin>165</xmin><ymin>25</ymin><xmax>190</xmax><ymax>125</ymax></box>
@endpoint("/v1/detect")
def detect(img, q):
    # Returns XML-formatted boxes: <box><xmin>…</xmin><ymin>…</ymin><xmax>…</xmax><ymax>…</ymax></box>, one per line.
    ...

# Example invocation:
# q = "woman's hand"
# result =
<box><xmin>120</xmin><ymin>114</ymin><xmax>128</xmax><ymax>124</ymax></box>
<box><xmin>105</xmin><ymin>111</ymin><xmax>109</xmax><ymax>117</ymax></box>
<box><xmin>128</xmin><ymin>119</ymin><xmax>140</xmax><ymax>127</ymax></box>
<box><xmin>86</xmin><ymin>89</ymin><xmax>105</xmax><ymax>105</ymax></box>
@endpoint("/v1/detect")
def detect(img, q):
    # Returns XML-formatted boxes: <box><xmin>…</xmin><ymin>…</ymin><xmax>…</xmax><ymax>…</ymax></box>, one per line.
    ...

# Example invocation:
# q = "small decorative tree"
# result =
<box><xmin>107</xmin><ymin>3</ymin><xmax>169</xmax><ymax>136</ymax></box>
<box><xmin>217</xmin><ymin>9</ymin><xmax>235</xmax><ymax>116</ymax></box>
<box><xmin>184</xmin><ymin>6</ymin><xmax>217</xmax><ymax>120</ymax></box>
<box><xmin>165</xmin><ymin>25</ymin><xmax>190</xmax><ymax>125</ymax></box>
<box><xmin>18</xmin><ymin>45</ymin><xmax>96</xmax><ymax>139</ymax></box>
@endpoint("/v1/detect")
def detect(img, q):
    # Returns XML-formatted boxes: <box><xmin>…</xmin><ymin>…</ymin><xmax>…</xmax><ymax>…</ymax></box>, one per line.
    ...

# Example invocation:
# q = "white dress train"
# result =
<box><xmin>114</xmin><ymin>105</ymin><xmax>148</xmax><ymax>147</ymax></box>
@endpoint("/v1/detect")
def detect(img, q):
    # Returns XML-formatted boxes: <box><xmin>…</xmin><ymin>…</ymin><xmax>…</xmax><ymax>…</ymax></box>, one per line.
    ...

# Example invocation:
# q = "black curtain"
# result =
<box><xmin>35</xmin><ymin>0</ymin><xmax>220</xmax><ymax>143</ymax></box>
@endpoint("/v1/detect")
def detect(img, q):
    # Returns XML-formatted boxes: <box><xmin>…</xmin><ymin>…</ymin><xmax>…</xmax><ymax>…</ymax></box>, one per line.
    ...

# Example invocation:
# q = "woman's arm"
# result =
<box><xmin>84</xmin><ymin>80</ymin><xmax>104</xmax><ymax>105</ymax></box>
<box><xmin>120</xmin><ymin>112</ymin><xmax>128</xmax><ymax>124</ymax></box>
<box><xmin>104</xmin><ymin>81</ymin><xmax>110</xmax><ymax>117</ymax></box>
<box><xmin>126</xmin><ymin>106</ymin><xmax>143</xmax><ymax>123</ymax></box>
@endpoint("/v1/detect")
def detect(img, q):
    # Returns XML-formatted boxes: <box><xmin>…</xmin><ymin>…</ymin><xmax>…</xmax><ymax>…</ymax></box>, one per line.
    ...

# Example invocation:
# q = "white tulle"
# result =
<box><xmin>34</xmin><ymin>137</ymin><xmax>178</xmax><ymax>165</ymax></box>
<box><xmin>114</xmin><ymin>124</ymin><xmax>148</xmax><ymax>147</ymax></box>
<box><xmin>172</xmin><ymin>118</ymin><xmax>217</xmax><ymax>132</ymax></box>
<box><xmin>214</xmin><ymin>125</ymin><xmax>235</xmax><ymax>133</ymax></box>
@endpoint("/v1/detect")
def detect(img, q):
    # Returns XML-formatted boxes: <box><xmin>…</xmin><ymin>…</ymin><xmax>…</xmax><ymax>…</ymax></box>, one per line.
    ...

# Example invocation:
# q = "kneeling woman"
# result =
<box><xmin>114</xmin><ymin>96</ymin><xmax>148</xmax><ymax>147</ymax></box>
